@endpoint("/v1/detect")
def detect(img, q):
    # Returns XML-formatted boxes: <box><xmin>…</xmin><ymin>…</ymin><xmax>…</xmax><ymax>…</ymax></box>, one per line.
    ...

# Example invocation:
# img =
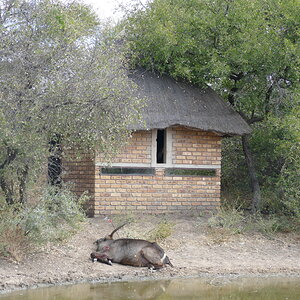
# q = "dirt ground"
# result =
<box><xmin>1</xmin><ymin>214</ymin><xmax>300</xmax><ymax>294</ymax></box>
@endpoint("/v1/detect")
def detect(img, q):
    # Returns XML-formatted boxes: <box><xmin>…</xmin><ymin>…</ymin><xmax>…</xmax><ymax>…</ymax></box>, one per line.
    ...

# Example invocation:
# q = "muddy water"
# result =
<box><xmin>1</xmin><ymin>277</ymin><xmax>300</xmax><ymax>300</ymax></box>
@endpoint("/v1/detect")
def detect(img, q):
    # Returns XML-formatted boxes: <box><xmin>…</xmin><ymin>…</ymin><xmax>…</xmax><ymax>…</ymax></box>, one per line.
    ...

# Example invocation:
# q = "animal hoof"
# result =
<box><xmin>149</xmin><ymin>269</ymin><xmax>156</xmax><ymax>273</ymax></box>
<box><xmin>148</xmin><ymin>265</ymin><xmax>156</xmax><ymax>272</ymax></box>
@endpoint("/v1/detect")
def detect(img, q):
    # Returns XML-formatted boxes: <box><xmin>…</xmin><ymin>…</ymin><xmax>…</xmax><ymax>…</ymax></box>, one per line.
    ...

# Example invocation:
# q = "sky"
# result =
<box><xmin>82</xmin><ymin>0</ymin><xmax>134</xmax><ymax>21</ymax></box>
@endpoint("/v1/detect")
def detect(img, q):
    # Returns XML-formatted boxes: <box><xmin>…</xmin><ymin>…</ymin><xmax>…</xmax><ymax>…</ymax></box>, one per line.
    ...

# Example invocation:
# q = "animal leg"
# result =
<box><xmin>90</xmin><ymin>252</ymin><xmax>112</xmax><ymax>266</ymax></box>
<box><xmin>140</xmin><ymin>246</ymin><xmax>165</xmax><ymax>269</ymax></box>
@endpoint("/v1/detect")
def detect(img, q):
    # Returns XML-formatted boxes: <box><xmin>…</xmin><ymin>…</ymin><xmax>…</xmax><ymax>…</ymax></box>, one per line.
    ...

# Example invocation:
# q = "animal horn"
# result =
<box><xmin>108</xmin><ymin>222</ymin><xmax>128</xmax><ymax>239</ymax></box>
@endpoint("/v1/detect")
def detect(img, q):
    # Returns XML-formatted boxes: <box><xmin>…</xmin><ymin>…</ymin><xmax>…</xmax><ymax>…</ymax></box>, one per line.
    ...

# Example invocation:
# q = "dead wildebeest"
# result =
<box><xmin>91</xmin><ymin>223</ymin><xmax>173</xmax><ymax>269</ymax></box>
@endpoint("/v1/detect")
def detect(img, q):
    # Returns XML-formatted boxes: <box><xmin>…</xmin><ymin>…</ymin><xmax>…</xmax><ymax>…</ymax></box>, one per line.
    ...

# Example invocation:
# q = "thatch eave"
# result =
<box><xmin>129</xmin><ymin>69</ymin><xmax>252</xmax><ymax>136</ymax></box>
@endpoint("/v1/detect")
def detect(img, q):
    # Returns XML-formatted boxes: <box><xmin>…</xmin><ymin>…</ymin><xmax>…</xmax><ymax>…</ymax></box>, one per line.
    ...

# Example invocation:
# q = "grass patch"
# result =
<box><xmin>206</xmin><ymin>204</ymin><xmax>299</xmax><ymax>243</ymax></box>
<box><xmin>0</xmin><ymin>186</ymin><xmax>87</xmax><ymax>261</ymax></box>
<box><xmin>148</xmin><ymin>220</ymin><xmax>174</xmax><ymax>242</ymax></box>
<box><xmin>208</xmin><ymin>207</ymin><xmax>245</xmax><ymax>234</ymax></box>
<box><xmin>250</xmin><ymin>214</ymin><xmax>299</xmax><ymax>236</ymax></box>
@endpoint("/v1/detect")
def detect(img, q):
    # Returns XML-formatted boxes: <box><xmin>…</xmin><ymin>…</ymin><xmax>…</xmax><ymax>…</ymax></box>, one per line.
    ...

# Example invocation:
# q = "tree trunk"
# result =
<box><xmin>0</xmin><ymin>177</ymin><xmax>14</xmax><ymax>205</ymax></box>
<box><xmin>227</xmin><ymin>74</ymin><xmax>263</xmax><ymax>213</ymax></box>
<box><xmin>242</xmin><ymin>135</ymin><xmax>261</xmax><ymax>212</ymax></box>
<box><xmin>0</xmin><ymin>146</ymin><xmax>17</xmax><ymax>205</ymax></box>
<box><xmin>19</xmin><ymin>165</ymin><xmax>29</xmax><ymax>204</ymax></box>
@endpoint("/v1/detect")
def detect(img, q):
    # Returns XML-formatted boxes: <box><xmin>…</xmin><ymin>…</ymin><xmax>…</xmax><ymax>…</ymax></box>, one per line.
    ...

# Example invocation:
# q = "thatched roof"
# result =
<box><xmin>129</xmin><ymin>69</ymin><xmax>251</xmax><ymax>136</ymax></box>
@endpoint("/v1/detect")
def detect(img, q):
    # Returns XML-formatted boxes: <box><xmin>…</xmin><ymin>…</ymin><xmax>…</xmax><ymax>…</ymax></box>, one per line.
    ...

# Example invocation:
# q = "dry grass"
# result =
<box><xmin>206</xmin><ymin>227</ymin><xmax>236</xmax><ymax>244</ymax></box>
<box><xmin>147</xmin><ymin>220</ymin><xmax>174</xmax><ymax>242</ymax></box>
<box><xmin>0</xmin><ymin>226</ymin><xmax>30</xmax><ymax>262</ymax></box>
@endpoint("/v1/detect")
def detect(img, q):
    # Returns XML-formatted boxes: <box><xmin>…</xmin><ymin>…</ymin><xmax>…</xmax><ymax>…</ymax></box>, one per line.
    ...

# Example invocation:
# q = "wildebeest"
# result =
<box><xmin>91</xmin><ymin>223</ymin><xmax>173</xmax><ymax>269</ymax></box>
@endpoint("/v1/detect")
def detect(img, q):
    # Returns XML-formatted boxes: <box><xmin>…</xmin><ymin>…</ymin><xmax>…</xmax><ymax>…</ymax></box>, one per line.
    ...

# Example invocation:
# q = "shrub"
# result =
<box><xmin>0</xmin><ymin>202</ymin><xmax>30</xmax><ymax>261</ymax></box>
<box><xmin>148</xmin><ymin>220</ymin><xmax>173</xmax><ymax>242</ymax></box>
<box><xmin>0</xmin><ymin>186</ymin><xmax>87</xmax><ymax>261</ymax></box>
<box><xmin>253</xmin><ymin>214</ymin><xmax>299</xmax><ymax>236</ymax></box>
<box><xmin>208</xmin><ymin>207</ymin><xmax>245</xmax><ymax>235</ymax></box>
<box><xmin>222</xmin><ymin>110</ymin><xmax>300</xmax><ymax>217</ymax></box>
<box><xmin>23</xmin><ymin>185</ymin><xmax>87</xmax><ymax>243</ymax></box>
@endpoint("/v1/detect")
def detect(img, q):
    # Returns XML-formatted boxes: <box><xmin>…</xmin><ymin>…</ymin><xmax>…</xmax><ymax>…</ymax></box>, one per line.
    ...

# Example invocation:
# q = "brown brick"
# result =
<box><xmin>65</xmin><ymin>127</ymin><xmax>222</xmax><ymax>215</ymax></box>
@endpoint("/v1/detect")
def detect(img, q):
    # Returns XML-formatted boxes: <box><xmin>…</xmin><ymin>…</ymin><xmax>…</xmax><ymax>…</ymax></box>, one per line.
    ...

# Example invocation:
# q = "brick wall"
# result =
<box><xmin>94</xmin><ymin>168</ymin><xmax>221</xmax><ymax>214</ymax></box>
<box><xmin>172</xmin><ymin>127</ymin><xmax>221</xmax><ymax>166</ymax></box>
<box><xmin>62</xmin><ymin>153</ymin><xmax>95</xmax><ymax>216</ymax></box>
<box><xmin>92</xmin><ymin>127</ymin><xmax>222</xmax><ymax>215</ymax></box>
<box><xmin>97</xmin><ymin>131</ymin><xmax>152</xmax><ymax>164</ymax></box>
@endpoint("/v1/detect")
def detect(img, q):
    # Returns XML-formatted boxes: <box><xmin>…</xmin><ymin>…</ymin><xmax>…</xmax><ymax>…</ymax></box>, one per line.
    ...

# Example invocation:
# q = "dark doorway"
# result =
<box><xmin>48</xmin><ymin>135</ymin><xmax>62</xmax><ymax>186</ymax></box>
<box><xmin>156</xmin><ymin>129</ymin><xmax>166</xmax><ymax>163</ymax></box>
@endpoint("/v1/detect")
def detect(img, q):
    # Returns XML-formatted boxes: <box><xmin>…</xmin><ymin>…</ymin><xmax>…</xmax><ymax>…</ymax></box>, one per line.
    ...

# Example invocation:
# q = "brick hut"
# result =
<box><xmin>64</xmin><ymin>69</ymin><xmax>251</xmax><ymax>216</ymax></box>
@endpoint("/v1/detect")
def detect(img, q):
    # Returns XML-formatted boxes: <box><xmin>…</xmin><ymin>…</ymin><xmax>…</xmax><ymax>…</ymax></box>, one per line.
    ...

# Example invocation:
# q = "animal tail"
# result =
<box><xmin>108</xmin><ymin>222</ymin><xmax>128</xmax><ymax>239</ymax></box>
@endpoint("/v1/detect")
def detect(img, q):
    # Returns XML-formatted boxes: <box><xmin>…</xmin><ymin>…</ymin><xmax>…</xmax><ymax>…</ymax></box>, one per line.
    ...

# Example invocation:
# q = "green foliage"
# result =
<box><xmin>221</xmin><ymin>137</ymin><xmax>250</xmax><ymax>201</ymax></box>
<box><xmin>0</xmin><ymin>0</ymin><xmax>143</xmax><ymax>204</ymax></box>
<box><xmin>125</xmin><ymin>0</ymin><xmax>299</xmax><ymax>92</ymax></box>
<box><xmin>0</xmin><ymin>201</ymin><xmax>28</xmax><ymax>261</ymax></box>
<box><xmin>223</xmin><ymin>109</ymin><xmax>300</xmax><ymax>216</ymax></box>
<box><xmin>0</xmin><ymin>186</ymin><xmax>86</xmax><ymax>261</ymax></box>
<box><xmin>148</xmin><ymin>220</ymin><xmax>173</xmax><ymax>242</ymax></box>
<box><xmin>23</xmin><ymin>186</ymin><xmax>87</xmax><ymax>243</ymax></box>
<box><xmin>123</xmin><ymin>0</ymin><xmax>299</xmax><ymax>215</ymax></box>
<box><xmin>208</xmin><ymin>207</ymin><xmax>245</xmax><ymax>235</ymax></box>
<box><xmin>246</xmin><ymin>212</ymin><xmax>299</xmax><ymax>236</ymax></box>
<box><xmin>273</xmin><ymin>108</ymin><xmax>300</xmax><ymax>219</ymax></box>
<box><xmin>254</xmin><ymin>214</ymin><xmax>283</xmax><ymax>236</ymax></box>
<box><xmin>207</xmin><ymin>204</ymin><xmax>299</xmax><ymax>241</ymax></box>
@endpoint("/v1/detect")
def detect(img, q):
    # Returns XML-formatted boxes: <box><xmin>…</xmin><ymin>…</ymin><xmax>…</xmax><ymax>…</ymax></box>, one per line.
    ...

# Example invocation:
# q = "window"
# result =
<box><xmin>151</xmin><ymin>128</ymin><xmax>171</xmax><ymax>166</ymax></box>
<box><xmin>156</xmin><ymin>129</ymin><xmax>166</xmax><ymax>163</ymax></box>
<box><xmin>165</xmin><ymin>168</ymin><xmax>216</xmax><ymax>177</ymax></box>
<box><xmin>101</xmin><ymin>167</ymin><xmax>155</xmax><ymax>175</ymax></box>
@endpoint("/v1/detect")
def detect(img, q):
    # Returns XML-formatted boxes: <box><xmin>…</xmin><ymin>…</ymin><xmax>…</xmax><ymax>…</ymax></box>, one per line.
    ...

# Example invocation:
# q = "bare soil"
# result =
<box><xmin>1</xmin><ymin>214</ymin><xmax>300</xmax><ymax>294</ymax></box>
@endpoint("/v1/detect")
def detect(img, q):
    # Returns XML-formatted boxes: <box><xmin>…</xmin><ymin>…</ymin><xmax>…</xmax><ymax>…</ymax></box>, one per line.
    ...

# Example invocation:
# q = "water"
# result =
<box><xmin>1</xmin><ymin>277</ymin><xmax>300</xmax><ymax>300</ymax></box>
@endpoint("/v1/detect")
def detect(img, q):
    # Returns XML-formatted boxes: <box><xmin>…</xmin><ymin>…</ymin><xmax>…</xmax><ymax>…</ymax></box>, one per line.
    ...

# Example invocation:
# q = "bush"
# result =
<box><xmin>0</xmin><ymin>202</ymin><xmax>29</xmax><ymax>261</ymax></box>
<box><xmin>251</xmin><ymin>213</ymin><xmax>299</xmax><ymax>236</ymax></box>
<box><xmin>23</xmin><ymin>186</ymin><xmax>87</xmax><ymax>243</ymax></box>
<box><xmin>206</xmin><ymin>202</ymin><xmax>299</xmax><ymax>241</ymax></box>
<box><xmin>222</xmin><ymin>110</ymin><xmax>300</xmax><ymax>218</ymax></box>
<box><xmin>221</xmin><ymin>137</ymin><xmax>251</xmax><ymax>207</ymax></box>
<box><xmin>0</xmin><ymin>186</ymin><xmax>87</xmax><ymax>261</ymax></box>
<box><xmin>148</xmin><ymin>220</ymin><xmax>173</xmax><ymax>242</ymax></box>
<box><xmin>208</xmin><ymin>207</ymin><xmax>245</xmax><ymax>234</ymax></box>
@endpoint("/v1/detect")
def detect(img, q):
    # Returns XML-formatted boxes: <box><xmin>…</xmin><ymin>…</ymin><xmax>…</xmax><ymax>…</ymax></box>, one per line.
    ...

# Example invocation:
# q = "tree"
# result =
<box><xmin>0</xmin><ymin>0</ymin><xmax>142</xmax><ymax>205</ymax></box>
<box><xmin>123</xmin><ymin>0</ymin><xmax>299</xmax><ymax>212</ymax></box>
